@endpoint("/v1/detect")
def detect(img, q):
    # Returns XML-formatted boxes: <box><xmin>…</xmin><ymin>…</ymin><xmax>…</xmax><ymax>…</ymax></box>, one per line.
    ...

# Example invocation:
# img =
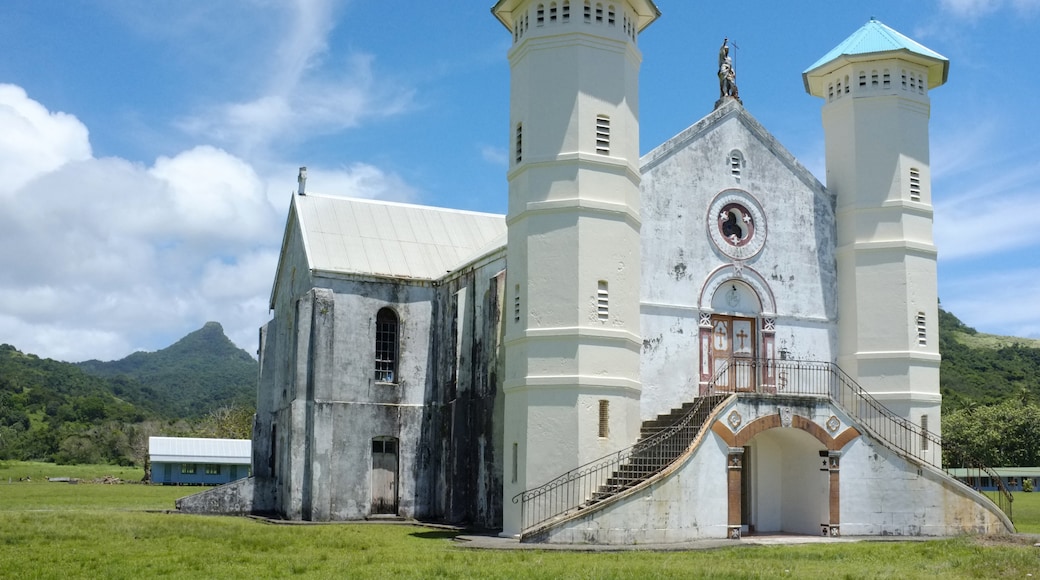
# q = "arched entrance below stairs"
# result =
<box><xmin>744</xmin><ymin>428</ymin><xmax>828</xmax><ymax>535</ymax></box>
<box><xmin>712</xmin><ymin>411</ymin><xmax>857</xmax><ymax>538</ymax></box>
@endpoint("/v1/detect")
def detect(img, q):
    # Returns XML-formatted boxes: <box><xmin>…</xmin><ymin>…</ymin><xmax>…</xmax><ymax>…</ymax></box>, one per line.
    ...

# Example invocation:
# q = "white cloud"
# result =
<box><xmin>177</xmin><ymin>2</ymin><xmax>415</xmax><ymax>157</ymax></box>
<box><xmin>0</xmin><ymin>91</ymin><xmax>279</xmax><ymax>361</ymax></box>
<box><xmin>0</xmin><ymin>84</ymin><xmax>427</xmax><ymax>362</ymax></box>
<box><xmin>0</xmin><ymin>84</ymin><xmax>91</xmax><ymax>196</ymax></box>
<box><xmin>938</xmin><ymin>0</ymin><xmax>1040</xmax><ymax>19</ymax></box>
<box><xmin>480</xmin><ymin>145</ymin><xmax>508</xmax><ymax>166</ymax></box>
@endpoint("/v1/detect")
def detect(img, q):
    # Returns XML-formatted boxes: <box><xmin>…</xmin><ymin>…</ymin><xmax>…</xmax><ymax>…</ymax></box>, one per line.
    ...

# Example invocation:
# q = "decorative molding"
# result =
<box><xmin>707</xmin><ymin>189</ymin><xmax>767</xmax><ymax>260</ymax></box>
<box><xmin>779</xmin><ymin>406</ymin><xmax>793</xmax><ymax>428</ymax></box>
<box><xmin>826</xmin><ymin>415</ymin><xmax>841</xmax><ymax>433</ymax></box>
<box><xmin>727</xmin><ymin>410</ymin><xmax>743</xmax><ymax>430</ymax></box>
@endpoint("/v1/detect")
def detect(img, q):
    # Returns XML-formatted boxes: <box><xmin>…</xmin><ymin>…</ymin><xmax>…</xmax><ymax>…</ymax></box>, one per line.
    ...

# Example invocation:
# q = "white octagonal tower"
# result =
<box><xmin>804</xmin><ymin>18</ymin><xmax>948</xmax><ymax>462</ymax></box>
<box><xmin>492</xmin><ymin>0</ymin><xmax>659</xmax><ymax>536</ymax></box>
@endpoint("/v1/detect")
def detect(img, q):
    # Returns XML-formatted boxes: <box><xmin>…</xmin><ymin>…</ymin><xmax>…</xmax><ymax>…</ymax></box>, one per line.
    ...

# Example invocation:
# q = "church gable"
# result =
<box><xmin>638</xmin><ymin>100</ymin><xmax>839</xmax><ymax>419</ymax></box>
<box><xmin>639</xmin><ymin>100</ymin><xmax>836</xmax><ymax>323</ymax></box>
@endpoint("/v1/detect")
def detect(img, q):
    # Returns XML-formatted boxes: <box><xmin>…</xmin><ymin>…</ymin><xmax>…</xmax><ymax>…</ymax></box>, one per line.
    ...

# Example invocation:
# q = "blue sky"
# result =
<box><xmin>0</xmin><ymin>0</ymin><xmax>1037</xmax><ymax>362</ymax></box>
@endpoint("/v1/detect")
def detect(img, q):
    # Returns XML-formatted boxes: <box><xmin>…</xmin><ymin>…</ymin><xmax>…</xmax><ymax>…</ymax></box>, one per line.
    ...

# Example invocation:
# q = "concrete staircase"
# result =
<box><xmin>584</xmin><ymin>394</ymin><xmax>727</xmax><ymax>506</ymax></box>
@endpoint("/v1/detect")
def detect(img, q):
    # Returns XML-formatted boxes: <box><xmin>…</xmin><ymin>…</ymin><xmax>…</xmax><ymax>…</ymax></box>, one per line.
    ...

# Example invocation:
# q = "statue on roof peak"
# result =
<box><xmin>718</xmin><ymin>38</ymin><xmax>740</xmax><ymax>102</ymax></box>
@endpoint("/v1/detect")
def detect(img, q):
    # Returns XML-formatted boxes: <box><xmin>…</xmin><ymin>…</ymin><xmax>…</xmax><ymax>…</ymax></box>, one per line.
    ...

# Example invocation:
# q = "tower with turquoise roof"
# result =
<box><xmin>803</xmin><ymin>18</ymin><xmax>949</xmax><ymax>460</ymax></box>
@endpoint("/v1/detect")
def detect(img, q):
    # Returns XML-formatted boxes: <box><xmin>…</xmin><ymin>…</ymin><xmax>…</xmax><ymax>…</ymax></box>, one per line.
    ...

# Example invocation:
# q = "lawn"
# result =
<box><xmin>2</xmin><ymin>461</ymin><xmax>1039</xmax><ymax>579</ymax></box>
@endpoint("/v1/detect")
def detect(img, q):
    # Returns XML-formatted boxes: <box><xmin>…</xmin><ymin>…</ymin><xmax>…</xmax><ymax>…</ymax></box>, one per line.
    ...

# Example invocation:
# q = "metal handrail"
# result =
<box><xmin>510</xmin><ymin>358</ymin><xmax>1013</xmax><ymax>538</ymax></box>
<box><xmin>511</xmin><ymin>393</ymin><xmax>725</xmax><ymax>536</ymax></box>
<box><xmin>708</xmin><ymin>358</ymin><xmax>1013</xmax><ymax>523</ymax></box>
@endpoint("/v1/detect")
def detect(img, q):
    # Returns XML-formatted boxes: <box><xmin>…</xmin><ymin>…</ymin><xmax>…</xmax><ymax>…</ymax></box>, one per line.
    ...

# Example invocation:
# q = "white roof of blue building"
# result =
<box><xmin>803</xmin><ymin>18</ymin><xmax>949</xmax><ymax>92</ymax></box>
<box><xmin>149</xmin><ymin>436</ymin><xmax>251</xmax><ymax>465</ymax></box>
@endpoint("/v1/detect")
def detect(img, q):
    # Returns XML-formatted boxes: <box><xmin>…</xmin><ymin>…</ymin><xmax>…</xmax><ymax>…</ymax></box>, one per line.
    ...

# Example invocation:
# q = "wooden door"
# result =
<box><xmin>371</xmin><ymin>438</ymin><xmax>399</xmax><ymax>514</ymax></box>
<box><xmin>711</xmin><ymin>316</ymin><xmax>757</xmax><ymax>391</ymax></box>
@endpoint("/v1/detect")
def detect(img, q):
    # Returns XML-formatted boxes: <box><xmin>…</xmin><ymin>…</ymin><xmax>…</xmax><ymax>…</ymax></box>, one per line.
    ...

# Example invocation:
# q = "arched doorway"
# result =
<box><xmin>700</xmin><ymin>279</ymin><xmax>771</xmax><ymax>394</ymax></box>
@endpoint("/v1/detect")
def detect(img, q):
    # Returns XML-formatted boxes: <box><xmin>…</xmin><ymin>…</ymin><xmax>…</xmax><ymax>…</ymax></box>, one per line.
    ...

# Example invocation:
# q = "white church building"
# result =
<box><xmin>178</xmin><ymin>2</ymin><xmax>1014</xmax><ymax>542</ymax></box>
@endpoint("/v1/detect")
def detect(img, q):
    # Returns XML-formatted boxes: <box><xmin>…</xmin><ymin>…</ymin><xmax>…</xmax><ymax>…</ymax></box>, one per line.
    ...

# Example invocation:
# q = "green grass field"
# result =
<box><xmin>2</xmin><ymin>461</ymin><xmax>1040</xmax><ymax>579</ymax></box>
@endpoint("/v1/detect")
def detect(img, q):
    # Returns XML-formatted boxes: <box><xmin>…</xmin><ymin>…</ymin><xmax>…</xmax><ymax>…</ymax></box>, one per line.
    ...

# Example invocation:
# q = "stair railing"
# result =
<box><xmin>709</xmin><ymin>358</ymin><xmax>1013</xmax><ymax>523</ymax></box>
<box><xmin>512</xmin><ymin>394</ymin><xmax>725</xmax><ymax>536</ymax></box>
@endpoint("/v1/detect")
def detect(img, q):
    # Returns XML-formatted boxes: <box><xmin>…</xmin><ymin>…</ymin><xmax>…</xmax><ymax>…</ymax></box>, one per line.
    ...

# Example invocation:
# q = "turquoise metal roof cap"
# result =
<box><xmin>804</xmin><ymin>18</ymin><xmax>947</xmax><ymax>73</ymax></box>
<box><xmin>803</xmin><ymin>18</ymin><xmax>949</xmax><ymax>94</ymax></box>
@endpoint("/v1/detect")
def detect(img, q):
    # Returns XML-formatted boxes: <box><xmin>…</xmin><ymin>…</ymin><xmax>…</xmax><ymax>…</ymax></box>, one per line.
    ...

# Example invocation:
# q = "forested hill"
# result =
<box><xmin>939</xmin><ymin>308</ymin><xmax>1040</xmax><ymax>412</ymax></box>
<box><xmin>76</xmin><ymin>322</ymin><xmax>257</xmax><ymax>418</ymax></box>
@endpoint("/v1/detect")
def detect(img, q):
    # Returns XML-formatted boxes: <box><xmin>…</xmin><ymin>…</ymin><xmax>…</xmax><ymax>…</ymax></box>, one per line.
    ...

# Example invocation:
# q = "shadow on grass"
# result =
<box><xmin>410</xmin><ymin>530</ymin><xmax>461</xmax><ymax>540</ymax></box>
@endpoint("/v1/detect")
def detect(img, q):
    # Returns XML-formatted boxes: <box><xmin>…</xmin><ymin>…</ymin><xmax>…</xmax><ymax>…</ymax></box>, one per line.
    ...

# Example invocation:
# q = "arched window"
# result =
<box><xmin>375</xmin><ymin>308</ymin><xmax>399</xmax><ymax>382</ymax></box>
<box><xmin>729</xmin><ymin>149</ymin><xmax>745</xmax><ymax>181</ymax></box>
<box><xmin>562</xmin><ymin>1</ymin><xmax>570</xmax><ymax>22</ymax></box>
<box><xmin>584</xmin><ymin>1</ymin><xmax>592</xmax><ymax>22</ymax></box>
<box><xmin>537</xmin><ymin>3</ymin><xmax>545</xmax><ymax>25</ymax></box>
<box><xmin>549</xmin><ymin>2</ymin><xmax>557</xmax><ymax>22</ymax></box>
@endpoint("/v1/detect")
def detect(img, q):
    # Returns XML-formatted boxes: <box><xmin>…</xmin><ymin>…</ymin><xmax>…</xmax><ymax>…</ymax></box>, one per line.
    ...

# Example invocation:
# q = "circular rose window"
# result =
<box><xmin>707</xmin><ymin>189</ymin><xmax>766</xmax><ymax>260</ymax></box>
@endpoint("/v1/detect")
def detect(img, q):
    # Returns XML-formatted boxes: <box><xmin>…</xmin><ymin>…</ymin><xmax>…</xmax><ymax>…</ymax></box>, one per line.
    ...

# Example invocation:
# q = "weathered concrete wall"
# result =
<box><xmin>175</xmin><ymin>476</ymin><xmax>268</xmax><ymax>515</ymax></box>
<box><xmin>639</xmin><ymin>102</ymin><xmax>838</xmax><ymax>421</ymax></box>
<box><xmin>247</xmin><ymin>204</ymin><xmax>506</xmax><ymax>527</ymax></box>
<box><xmin>840</xmin><ymin>436</ymin><xmax>1010</xmax><ymax>535</ymax></box>
<box><xmin>535</xmin><ymin>395</ymin><xmax>1009</xmax><ymax>544</ymax></box>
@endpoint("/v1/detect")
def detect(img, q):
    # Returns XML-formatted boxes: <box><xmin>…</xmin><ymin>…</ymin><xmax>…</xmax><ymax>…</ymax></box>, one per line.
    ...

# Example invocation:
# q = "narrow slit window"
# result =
<box><xmin>835</xmin><ymin>80</ymin><xmax>841</xmax><ymax>97</ymax></box>
<box><xmin>562</xmin><ymin>0</ymin><xmax>570</xmax><ymax>22</ymax></box>
<box><xmin>584</xmin><ymin>1</ymin><xmax>591</xmax><ymax>22</ymax></box>
<box><xmin>512</xmin><ymin>442</ymin><xmax>518</xmax><ymax>483</ymax></box>
<box><xmin>608</xmin><ymin>5</ymin><xmax>615</xmax><ymax>25</ymax></box>
<box><xmin>916</xmin><ymin>312</ymin><xmax>927</xmax><ymax>346</ymax></box>
<box><xmin>595</xmin><ymin>115</ymin><xmax>610</xmax><ymax>155</ymax></box>
<box><xmin>909</xmin><ymin>168</ymin><xmax>921</xmax><ymax>202</ymax></box>
<box><xmin>871</xmin><ymin>70</ymin><xmax>879</xmax><ymax>87</ymax></box>
<box><xmin>597</xmin><ymin>280</ymin><xmax>609</xmax><ymax>321</ymax></box>
<box><xmin>596</xmin><ymin>3</ymin><xmax>603</xmax><ymax>22</ymax></box>
<box><xmin>537</xmin><ymin>4</ymin><xmax>545</xmax><ymax>25</ymax></box>
<box><xmin>883</xmin><ymin>70</ymin><xmax>891</xmax><ymax>87</ymax></box>
<box><xmin>550</xmin><ymin>2</ymin><xmax>557</xmax><ymax>22</ymax></box>
<box><xmin>514</xmin><ymin>284</ymin><xmax>521</xmax><ymax>324</ymax></box>
<box><xmin>920</xmin><ymin>414</ymin><xmax>929</xmax><ymax>451</ymax></box>
<box><xmin>858</xmin><ymin>72</ymin><xmax>866</xmax><ymax>87</ymax></box>
<box><xmin>515</xmin><ymin>123</ymin><xmax>523</xmax><ymax>165</ymax></box>
<box><xmin>844</xmin><ymin>75</ymin><xmax>850</xmax><ymax>94</ymax></box>
<box><xmin>375</xmin><ymin>308</ymin><xmax>399</xmax><ymax>382</ymax></box>
<box><xmin>598</xmin><ymin>400</ymin><xmax>609</xmax><ymax>438</ymax></box>
<box><xmin>828</xmin><ymin>83</ymin><xmax>834</xmax><ymax>100</ymax></box>
<box><xmin>902</xmin><ymin>70</ymin><xmax>908</xmax><ymax>89</ymax></box>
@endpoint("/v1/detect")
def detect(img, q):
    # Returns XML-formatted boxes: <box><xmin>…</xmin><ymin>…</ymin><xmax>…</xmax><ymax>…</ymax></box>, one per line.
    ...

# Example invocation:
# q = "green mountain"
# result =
<box><xmin>76</xmin><ymin>322</ymin><xmax>258</xmax><ymax>418</ymax></box>
<box><xmin>0</xmin><ymin>344</ymin><xmax>150</xmax><ymax>462</ymax></box>
<box><xmin>939</xmin><ymin>308</ymin><xmax>1040</xmax><ymax>411</ymax></box>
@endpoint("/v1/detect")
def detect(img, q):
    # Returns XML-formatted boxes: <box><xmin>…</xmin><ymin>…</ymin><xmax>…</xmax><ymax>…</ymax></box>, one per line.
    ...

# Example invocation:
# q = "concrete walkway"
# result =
<box><xmin>453</xmin><ymin>532</ymin><xmax>896</xmax><ymax>552</ymax></box>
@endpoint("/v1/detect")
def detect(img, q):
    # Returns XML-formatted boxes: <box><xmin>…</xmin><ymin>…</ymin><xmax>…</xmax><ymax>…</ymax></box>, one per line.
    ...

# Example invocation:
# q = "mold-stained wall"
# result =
<box><xmin>638</xmin><ymin>101</ymin><xmax>839</xmax><ymax>420</ymax></box>
<box><xmin>250</xmin><ymin>207</ymin><xmax>506</xmax><ymax>527</ymax></box>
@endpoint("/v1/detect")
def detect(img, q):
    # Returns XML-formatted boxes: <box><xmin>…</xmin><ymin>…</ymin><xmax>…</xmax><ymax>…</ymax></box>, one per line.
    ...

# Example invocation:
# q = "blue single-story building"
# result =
<box><xmin>948</xmin><ymin>467</ymin><xmax>1040</xmax><ymax>492</ymax></box>
<box><xmin>149</xmin><ymin>437</ymin><xmax>251</xmax><ymax>485</ymax></box>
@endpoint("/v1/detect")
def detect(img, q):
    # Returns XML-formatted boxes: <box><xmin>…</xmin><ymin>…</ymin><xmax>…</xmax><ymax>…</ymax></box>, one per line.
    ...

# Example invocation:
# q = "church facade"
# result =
<box><xmin>178</xmin><ymin>2</ymin><xmax>1014</xmax><ymax>542</ymax></box>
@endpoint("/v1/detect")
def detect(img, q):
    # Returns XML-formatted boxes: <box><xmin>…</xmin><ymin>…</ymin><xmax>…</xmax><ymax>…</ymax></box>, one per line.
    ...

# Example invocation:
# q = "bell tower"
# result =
<box><xmin>492</xmin><ymin>0</ymin><xmax>659</xmax><ymax>536</ymax></box>
<box><xmin>804</xmin><ymin>18</ymin><xmax>949</xmax><ymax>460</ymax></box>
